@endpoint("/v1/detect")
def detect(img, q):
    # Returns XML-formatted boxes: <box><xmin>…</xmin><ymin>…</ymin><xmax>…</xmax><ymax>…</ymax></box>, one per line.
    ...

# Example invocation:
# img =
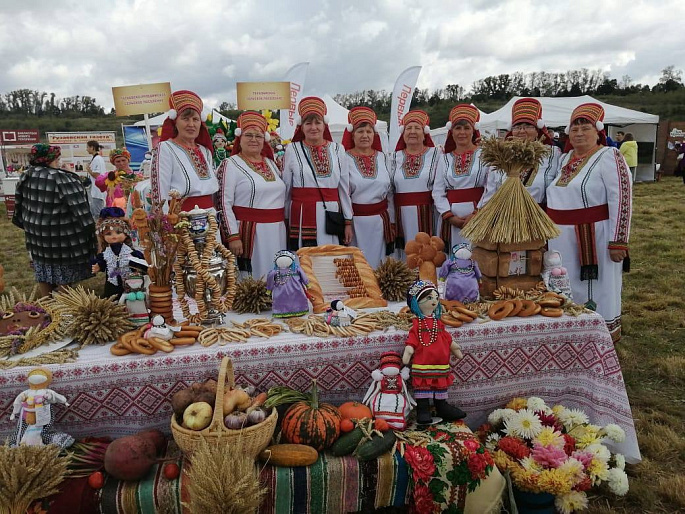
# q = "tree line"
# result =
<box><xmin>0</xmin><ymin>89</ymin><xmax>106</xmax><ymax>117</ymax></box>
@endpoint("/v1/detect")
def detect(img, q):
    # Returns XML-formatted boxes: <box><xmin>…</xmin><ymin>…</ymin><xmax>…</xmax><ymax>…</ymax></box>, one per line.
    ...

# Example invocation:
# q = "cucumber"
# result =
<box><xmin>355</xmin><ymin>430</ymin><xmax>397</xmax><ymax>461</ymax></box>
<box><xmin>330</xmin><ymin>426</ymin><xmax>366</xmax><ymax>456</ymax></box>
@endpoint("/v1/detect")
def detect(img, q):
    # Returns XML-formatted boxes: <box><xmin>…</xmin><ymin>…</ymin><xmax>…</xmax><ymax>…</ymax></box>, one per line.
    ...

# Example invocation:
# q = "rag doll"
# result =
<box><xmin>362</xmin><ymin>351</ymin><xmax>416</xmax><ymax>430</ymax></box>
<box><xmin>438</xmin><ymin>243</ymin><xmax>482</xmax><ymax>303</ymax></box>
<box><xmin>541</xmin><ymin>250</ymin><xmax>573</xmax><ymax>300</ymax></box>
<box><xmin>265</xmin><ymin>250</ymin><xmax>311</xmax><ymax>318</ymax></box>
<box><xmin>324</xmin><ymin>299</ymin><xmax>356</xmax><ymax>327</ymax></box>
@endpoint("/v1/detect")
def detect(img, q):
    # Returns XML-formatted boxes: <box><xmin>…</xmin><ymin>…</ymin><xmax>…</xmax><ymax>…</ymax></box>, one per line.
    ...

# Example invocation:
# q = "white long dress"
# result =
<box><xmin>89</xmin><ymin>154</ymin><xmax>107</xmax><ymax>217</ymax></box>
<box><xmin>433</xmin><ymin>149</ymin><xmax>490</xmax><ymax>249</ymax></box>
<box><xmin>150</xmin><ymin>140</ymin><xmax>219</xmax><ymax>207</ymax></box>
<box><xmin>348</xmin><ymin>151</ymin><xmax>394</xmax><ymax>269</ymax></box>
<box><xmin>216</xmin><ymin>155</ymin><xmax>287</xmax><ymax>280</ymax></box>
<box><xmin>283</xmin><ymin>141</ymin><xmax>353</xmax><ymax>249</ymax></box>
<box><xmin>478</xmin><ymin>146</ymin><xmax>561</xmax><ymax>207</ymax></box>
<box><xmin>546</xmin><ymin>146</ymin><xmax>632</xmax><ymax>340</ymax></box>
<box><xmin>391</xmin><ymin>147</ymin><xmax>443</xmax><ymax>257</ymax></box>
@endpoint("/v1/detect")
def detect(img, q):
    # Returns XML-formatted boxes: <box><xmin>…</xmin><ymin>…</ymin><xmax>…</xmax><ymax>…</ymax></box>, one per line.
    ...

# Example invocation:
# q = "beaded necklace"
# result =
<box><xmin>350</xmin><ymin>152</ymin><xmax>377</xmax><ymax>179</ymax></box>
<box><xmin>418</xmin><ymin>315</ymin><xmax>439</xmax><ymax>347</ymax></box>
<box><xmin>274</xmin><ymin>269</ymin><xmax>297</xmax><ymax>286</ymax></box>
<box><xmin>304</xmin><ymin>142</ymin><xmax>332</xmax><ymax>178</ymax></box>
<box><xmin>452</xmin><ymin>149</ymin><xmax>474</xmax><ymax>177</ymax></box>
<box><xmin>402</xmin><ymin>148</ymin><xmax>428</xmax><ymax>179</ymax></box>
<box><xmin>241</xmin><ymin>155</ymin><xmax>275</xmax><ymax>182</ymax></box>
<box><xmin>173</xmin><ymin>142</ymin><xmax>210</xmax><ymax>179</ymax></box>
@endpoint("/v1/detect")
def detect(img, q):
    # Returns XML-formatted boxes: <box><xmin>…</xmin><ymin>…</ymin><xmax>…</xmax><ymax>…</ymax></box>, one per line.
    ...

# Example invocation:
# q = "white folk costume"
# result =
<box><xmin>362</xmin><ymin>352</ymin><xmax>416</xmax><ymax>431</ymax></box>
<box><xmin>283</xmin><ymin>97</ymin><xmax>353</xmax><ymax>250</ymax></box>
<box><xmin>479</xmin><ymin>98</ymin><xmax>560</xmax><ymax>208</ymax></box>
<box><xmin>546</xmin><ymin>104</ymin><xmax>632</xmax><ymax>341</ymax></box>
<box><xmin>151</xmin><ymin>90</ymin><xmax>218</xmax><ymax>212</ymax></box>
<box><xmin>433</xmin><ymin>105</ymin><xmax>489</xmax><ymax>249</ymax></box>
<box><xmin>343</xmin><ymin>106</ymin><xmax>395</xmax><ymax>269</ymax></box>
<box><xmin>391</xmin><ymin>110</ymin><xmax>441</xmax><ymax>256</ymax></box>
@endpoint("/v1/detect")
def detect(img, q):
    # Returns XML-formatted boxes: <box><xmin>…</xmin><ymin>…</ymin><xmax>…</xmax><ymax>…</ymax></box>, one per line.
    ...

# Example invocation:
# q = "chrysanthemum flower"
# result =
<box><xmin>558</xmin><ymin>408</ymin><xmax>589</xmax><ymax>429</ymax></box>
<box><xmin>583</xmin><ymin>443</ymin><xmax>611</xmax><ymax>463</ymax></box>
<box><xmin>606</xmin><ymin>467</ymin><xmax>629</xmax><ymax>495</ymax></box>
<box><xmin>532</xmin><ymin>443</ymin><xmax>568</xmax><ymax>469</ymax></box>
<box><xmin>555</xmin><ymin>490</ymin><xmax>589</xmax><ymax>514</ymax></box>
<box><xmin>526</xmin><ymin>396</ymin><xmax>548</xmax><ymax>412</ymax></box>
<box><xmin>587</xmin><ymin>457</ymin><xmax>610</xmax><ymax>485</ymax></box>
<box><xmin>505</xmin><ymin>409</ymin><xmax>543</xmax><ymax>439</ymax></box>
<box><xmin>614</xmin><ymin>453</ymin><xmax>625</xmax><ymax>470</ymax></box>
<box><xmin>485</xmin><ymin>433</ymin><xmax>501</xmax><ymax>452</ymax></box>
<box><xmin>537</xmin><ymin>468</ymin><xmax>573</xmax><ymax>495</ymax></box>
<box><xmin>602</xmin><ymin>423</ymin><xmax>626</xmax><ymax>443</ymax></box>
<box><xmin>558</xmin><ymin>457</ymin><xmax>585</xmax><ymax>485</ymax></box>
<box><xmin>506</xmin><ymin>397</ymin><xmax>528</xmax><ymax>411</ymax></box>
<box><xmin>534</xmin><ymin>427</ymin><xmax>565</xmax><ymax>449</ymax></box>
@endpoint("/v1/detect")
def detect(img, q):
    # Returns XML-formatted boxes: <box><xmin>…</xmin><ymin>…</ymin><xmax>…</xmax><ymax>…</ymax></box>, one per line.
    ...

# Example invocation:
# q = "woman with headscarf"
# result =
<box><xmin>151</xmin><ymin>90</ymin><xmax>219</xmax><ymax>211</ymax></box>
<box><xmin>546</xmin><ymin>103</ymin><xmax>632</xmax><ymax>341</ymax></box>
<box><xmin>282</xmin><ymin>96</ymin><xmax>353</xmax><ymax>250</ymax></box>
<box><xmin>477</xmin><ymin>98</ymin><xmax>560</xmax><ymax>208</ymax></box>
<box><xmin>216</xmin><ymin>111</ymin><xmax>287</xmax><ymax>280</ymax></box>
<box><xmin>391</xmin><ymin>110</ymin><xmax>442</xmax><ymax>255</ymax></box>
<box><xmin>342</xmin><ymin>106</ymin><xmax>394</xmax><ymax>269</ymax></box>
<box><xmin>432</xmin><ymin>105</ymin><xmax>490</xmax><ymax>249</ymax></box>
<box><xmin>12</xmin><ymin>144</ymin><xmax>96</xmax><ymax>297</ymax></box>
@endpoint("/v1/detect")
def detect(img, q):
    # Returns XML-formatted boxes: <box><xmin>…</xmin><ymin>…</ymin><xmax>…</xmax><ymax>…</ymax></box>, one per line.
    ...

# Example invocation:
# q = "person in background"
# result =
<box><xmin>615</xmin><ymin>130</ymin><xmax>625</xmax><ymax>149</ymax></box>
<box><xmin>619</xmin><ymin>132</ymin><xmax>638</xmax><ymax>182</ymax></box>
<box><xmin>12</xmin><ymin>144</ymin><xmax>96</xmax><ymax>297</ymax></box>
<box><xmin>342</xmin><ymin>106</ymin><xmax>395</xmax><ymax>269</ymax></box>
<box><xmin>151</xmin><ymin>90</ymin><xmax>218</xmax><ymax>211</ymax></box>
<box><xmin>85</xmin><ymin>140</ymin><xmax>107</xmax><ymax>218</ymax></box>
<box><xmin>546</xmin><ymin>103</ymin><xmax>632</xmax><ymax>342</ymax></box>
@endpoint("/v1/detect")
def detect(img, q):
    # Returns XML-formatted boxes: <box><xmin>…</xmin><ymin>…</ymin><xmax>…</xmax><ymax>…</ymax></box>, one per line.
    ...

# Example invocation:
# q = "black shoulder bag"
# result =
<box><xmin>300</xmin><ymin>142</ymin><xmax>345</xmax><ymax>239</ymax></box>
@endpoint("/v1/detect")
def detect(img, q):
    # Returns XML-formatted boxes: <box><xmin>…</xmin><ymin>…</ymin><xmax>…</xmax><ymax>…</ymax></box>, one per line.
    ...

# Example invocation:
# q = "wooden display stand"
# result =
<box><xmin>472</xmin><ymin>240</ymin><xmax>545</xmax><ymax>298</ymax></box>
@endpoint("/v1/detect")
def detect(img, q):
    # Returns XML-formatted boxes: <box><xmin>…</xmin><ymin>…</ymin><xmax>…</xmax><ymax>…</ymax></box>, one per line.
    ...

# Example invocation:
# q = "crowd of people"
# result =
<box><xmin>11</xmin><ymin>90</ymin><xmax>633</xmax><ymax>340</ymax></box>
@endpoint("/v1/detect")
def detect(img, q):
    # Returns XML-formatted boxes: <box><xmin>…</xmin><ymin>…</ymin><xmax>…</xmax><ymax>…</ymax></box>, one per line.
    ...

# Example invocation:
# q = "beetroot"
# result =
<box><xmin>136</xmin><ymin>429</ymin><xmax>166</xmax><ymax>455</ymax></box>
<box><xmin>104</xmin><ymin>435</ymin><xmax>157</xmax><ymax>480</ymax></box>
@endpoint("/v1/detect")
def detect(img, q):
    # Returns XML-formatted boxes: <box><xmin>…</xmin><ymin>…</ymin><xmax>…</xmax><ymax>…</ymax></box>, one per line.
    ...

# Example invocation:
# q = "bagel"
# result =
<box><xmin>508</xmin><ymin>299</ymin><xmax>524</xmax><ymax>317</ymax></box>
<box><xmin>170</xmin><ymin>337</ymin><xmax>196</xmax><ymax>346</ymax></box>
<box><xmin>178</xmin><ymin>324</ymin><xmax>203</xmax><ymax>333</ymax></box>
<box><xmin>454</xmin><ymin>306</ymin><xmax>478</xmax><ymax>320</ymax></box>
<box><xmin>148</xmin><ymin>292</ymin><xmax>173</xmax><ymax>299</ymax></box>
<box><xmin>538</xmin><ymin>298</ymin><xmax>562</xmax><ymax>308</ymax></box>
<box><xmin>131</xmin><ymin>337</ymin><xmax>157</xmax><ymax>355</ymax></box>
<box><xmin>450</xmin><ymin>310</ymin><xmax>474</xmax><ymax>323</ymax></box>
<box><xmin>120</xmin><ymin>331</ymin><xmax>138</xmax><ymax>351</ymax></box>
<box><xmin>399</xmin><ymin>306</ymin><xmax>410</xmax><ymax>314</ymax></box>
<box><xmin>441</xmin><ymin>299</ymin><xmax>465</xmax><ymax>311</ymax></box>
<box><xmin>174</xmin><ymin>330</ymin><xmax>200</xmax><ymax>338</ymax></box>
<box><xmin>441</xmin><ymin>314</ymin><xmax>463</xmax><ymax>328</ymax></box>
<box><xmin>148</xmin><ymin>337</ymin><xmax>175</xmax><ymax>352</ymax></box>
<box><xmin>488</xmin><ymin>301</ymin><xmax>514</xmax><ymax>321</ymax></box>
<box><xmin>517</xmin><ymin>300</ymin><xmax>539</xmax><ymax>317</ymax></box>
<box><xmin>540</xmin><ymin>307</ymin><xmax>563</xmax><ymax>318</ymax></box>
<box><xmin>110</xmin><ymin>342</ymin><xmax>132</xmax><ymax>356</ymax></box>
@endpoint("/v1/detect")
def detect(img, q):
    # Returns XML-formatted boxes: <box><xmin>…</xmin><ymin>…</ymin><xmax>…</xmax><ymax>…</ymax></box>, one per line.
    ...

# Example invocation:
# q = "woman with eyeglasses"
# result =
<box><xmin>216</xmin><ymin>112</ymin><xmax>287</xmax><ymax>280</ymax></box>
<box><xmin>477</xmin><ymin>98</ymin><xmax>560</xmax><ymax>208</ymax></box>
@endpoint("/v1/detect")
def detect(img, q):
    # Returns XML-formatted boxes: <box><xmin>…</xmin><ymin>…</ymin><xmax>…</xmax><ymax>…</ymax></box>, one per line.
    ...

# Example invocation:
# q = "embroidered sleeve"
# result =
<box><xmin>282</xmin><ymin>145</ymin><xmax>296</xmax><ymax>220</ymax></box>
<box><xmin>477</xmin><ymin>167</ymin><xmax>500</xmax><ymax>209</ymax></box>
<box><xmin>337</xmin><ymin>149</ymin><xmax>354</xmax><ymax>220</ymax></box>
<box><xmin>216</xmin><ymin>158</ymin><xmax>240</xmax><ymax>236</ymax></box>
<box><xmin>432</xmin><ymin>154</ymin><xmax>452</xmax><ymax>217</ymax></box>
<box><xmin>603</xmin><ymin>148</ymin><xmax>632</xmax><ymax>247</ymax></box>
<box><xmin>150</xmin><ymin>142</ymin><xmax>174</xmax><ymax>204</ymax></box>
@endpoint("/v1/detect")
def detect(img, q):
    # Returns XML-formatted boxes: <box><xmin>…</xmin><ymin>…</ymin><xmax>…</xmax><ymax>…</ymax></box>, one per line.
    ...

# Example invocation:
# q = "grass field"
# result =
<box><xmin>1</xmin><ymin>178</ymin><xmax>684</xmax><ymax>512</ymax></box>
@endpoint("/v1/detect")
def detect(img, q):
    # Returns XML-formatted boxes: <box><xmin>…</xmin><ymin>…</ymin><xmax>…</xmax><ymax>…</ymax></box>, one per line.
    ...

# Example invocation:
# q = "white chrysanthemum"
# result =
<box><xmin>602</xmin><ymin>423</ymin><xmax>626</xmax><ymax>443</ymax></box>
<box><xmin>555</xmin><ymin>491</ymin><xmax>589</xmax><ymax>514</ymax></box>
<box><xmin>485</xmin><ymin>433</ymin><xmax>501</xmax><ymax>451</ymax></box>
<box><xmin>558</xmin><ymin>457</ymin><xmax>585</xmax><ymax>485</ymax></box>
<box><xmin>606</xmin><ymin>467</ymin><xmax>629</xmax><ymax>496</ymax></box>
<box><xmin>526</xmin><ymin>396</ymin><xmax>547</xmax><ymax>412</ymax></box>
<box><xmin>558</xmin><ymin>408</ymin><xmax>589</xmax><ymax>429</ymax></box>
<box><xmin>584</xmin><ymin>443</ymin><xmax>612</xmax><ymax>463</ymax></box>
<box><xmin>505</xmin><ymin>408</ymin><xmax>543</xmax><ymax>440</ymax></box>
<box><xmin>614</xmin><ymin>453</ymin><xmax>626</xmax><ymax>470</ymax></box>
<box><xmin>520</xmin><ymin>456</ymin><xmax>541</xmax><ymax>472</ymax></box>
<box><xmin>488</xmin><ymin>409</ymin><xmax>508</xmax><ymax>425</ymax></box>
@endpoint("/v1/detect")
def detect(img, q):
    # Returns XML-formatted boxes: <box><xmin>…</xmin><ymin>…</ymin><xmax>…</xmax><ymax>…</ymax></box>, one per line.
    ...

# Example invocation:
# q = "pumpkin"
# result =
<box><xmin>338</xmin><ymin>401</ymin><xmax>372</xmax><ymax>421</ymax></box>
<box><xmin>281</xmin><ymin>380</ymin><xmax>341</xmax><ymax>451</ymax></box>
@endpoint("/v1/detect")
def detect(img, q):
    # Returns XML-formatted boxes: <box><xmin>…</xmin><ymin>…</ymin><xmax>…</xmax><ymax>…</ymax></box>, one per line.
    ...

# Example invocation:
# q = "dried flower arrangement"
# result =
<box><xmin>232</xmin><ymin>276</ymin><xmax>272</xmax><ymax>314</ymax></box>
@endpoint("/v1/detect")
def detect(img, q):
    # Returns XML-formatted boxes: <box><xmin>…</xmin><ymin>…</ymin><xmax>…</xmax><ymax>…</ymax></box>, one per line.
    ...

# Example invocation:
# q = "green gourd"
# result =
<box><xmin>330</xmin><ymin>426</ymin><xmax>366</xmax><ymax>456</ymax></box>
<box><xmin>355</xmin><ymin>430</ymin><xmax>397</xmax><ymax>462</ymax></box>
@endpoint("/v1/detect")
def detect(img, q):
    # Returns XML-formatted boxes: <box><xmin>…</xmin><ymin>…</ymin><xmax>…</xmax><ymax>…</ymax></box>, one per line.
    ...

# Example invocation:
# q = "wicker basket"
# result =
<box><xmin>170</xmin><ymin>356</ymin><xmax>277</xmax><ymax>457</ymax></box>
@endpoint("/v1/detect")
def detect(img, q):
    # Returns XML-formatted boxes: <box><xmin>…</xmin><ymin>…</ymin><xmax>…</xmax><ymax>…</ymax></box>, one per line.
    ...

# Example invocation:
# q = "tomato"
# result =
<box><xmin>87</xmin><ymin>471</ymin><xmax>105</xmax><ymax>489</ymax></box>
<box><xmin>163</xmin><ymin>462</ymin><xmax>180</xmax><ymax>480</ymax></box>
<box><xmin>340</xmin><ymin>418</ymin><xmax>355</xmax><ymax>433</ymax></box>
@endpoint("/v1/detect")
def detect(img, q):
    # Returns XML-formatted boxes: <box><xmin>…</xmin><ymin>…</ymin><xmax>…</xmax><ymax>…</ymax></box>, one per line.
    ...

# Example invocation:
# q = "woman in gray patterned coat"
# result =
<box><xmin>12</xmin><ymin>144</ymin><xmax>97</xmax><ymax>297</ymax></box>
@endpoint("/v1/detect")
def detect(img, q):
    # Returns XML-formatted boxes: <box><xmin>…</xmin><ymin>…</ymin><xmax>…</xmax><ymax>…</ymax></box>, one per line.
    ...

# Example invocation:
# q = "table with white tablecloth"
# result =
<box><xmin>0</xmin><ymin>310</ymin><xmax>641</xmax><ymax>462</ymax></box>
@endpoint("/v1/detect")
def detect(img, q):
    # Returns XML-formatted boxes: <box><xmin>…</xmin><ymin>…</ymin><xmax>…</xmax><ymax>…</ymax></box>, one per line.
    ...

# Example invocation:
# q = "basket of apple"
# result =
<box><xmin>170</xmin><ymin>356</ymin><xmax>277</xmax><ymax>457</ymax></box>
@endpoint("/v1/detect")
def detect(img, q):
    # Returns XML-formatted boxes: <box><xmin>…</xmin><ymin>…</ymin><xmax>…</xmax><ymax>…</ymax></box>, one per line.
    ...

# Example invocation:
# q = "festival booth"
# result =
<box><xmin>322</xmin><ymin>94</ymin><xmax>391</xmax><ymax>152</ymax></box>
<box><xmin>481</xmin><ymin>96</ymin><xmax>660</xmax><ymax>181</ymax></box>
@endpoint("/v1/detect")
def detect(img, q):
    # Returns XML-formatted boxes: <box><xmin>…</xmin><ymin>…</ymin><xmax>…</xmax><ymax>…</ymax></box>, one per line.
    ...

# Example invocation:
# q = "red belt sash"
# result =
<box><xmin>394</xmin><ymin>191</ymin><xmax>434</xmax><ymax>243</ymax></box>
<box><xmin>446</xmin><ymin>187</ymin><xmax>484</xmax><ymax>205</ymax></box>
<box><xmin>181</xmin><ymin>195</ymin><xmax>214</xmax><ymax>211</ymax></box>
<box><xmin>290</xmin><ymin>187</ymin><xmax>340</xmax><ymax>246</ymax></box>
<box><xmin>233</xmin><ymin>206</ymin><xmax>285</xmax><ymax>223</ymax></box>
<box><xmin>546</xmin><ymin>204</ymin><xmax>609</xmax><ymax>225</ymax></box>
<box><xmin>394</xmin><ymin>191</ymin><xmax>432</xmax><ymax>206</ymax></box>
<box><xmin>352</xmin><ymin>199</ymin><xmax>393</xmax><ymax>244</ymax></box>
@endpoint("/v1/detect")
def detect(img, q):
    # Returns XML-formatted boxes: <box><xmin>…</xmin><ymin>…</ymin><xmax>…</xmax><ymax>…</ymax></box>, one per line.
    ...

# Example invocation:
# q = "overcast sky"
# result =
<box><xmin>1</xmin><ymin>0</ymin><xmax>684</xmax><ymax>111</ymax></box>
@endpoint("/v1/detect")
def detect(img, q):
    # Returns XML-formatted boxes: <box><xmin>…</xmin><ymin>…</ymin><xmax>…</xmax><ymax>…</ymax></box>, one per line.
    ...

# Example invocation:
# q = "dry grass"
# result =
<box><xmin>0</xmin><ymin>178</ymin><xmax>684</xmax><ymax>512</ymax></box>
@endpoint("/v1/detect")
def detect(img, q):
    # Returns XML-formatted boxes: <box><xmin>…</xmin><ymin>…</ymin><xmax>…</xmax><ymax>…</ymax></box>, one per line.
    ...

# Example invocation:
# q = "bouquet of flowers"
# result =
<box><xmin>477</xmin><ymin>396</ymin><xmax>628</xmax><ymax>514</ymax></box>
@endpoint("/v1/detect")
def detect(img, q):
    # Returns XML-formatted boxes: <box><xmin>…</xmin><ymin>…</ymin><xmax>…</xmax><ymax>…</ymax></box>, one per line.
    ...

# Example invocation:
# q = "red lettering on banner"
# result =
<box><xmin>396</xmin><ymin>84</ymin><xmax>412</xmax><ymax>124</ymax></box>
<box><xmin>288</xmin><ymin>83</ymin><xmax>301</xmax><ymax>127</ymax></box>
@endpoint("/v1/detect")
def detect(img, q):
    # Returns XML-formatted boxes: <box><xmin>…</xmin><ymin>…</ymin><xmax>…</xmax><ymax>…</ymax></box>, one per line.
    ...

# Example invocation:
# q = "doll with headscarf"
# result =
<box><xmin>265</xmin><ymin>250</ymin><xmax>311</xmax><ymax>318</ymax></box>
<box><xmin>9</xmin><ymin>367</ymin><xmax>73</xmax><ymax>448</ymax></box>
<box><xmin>92</xmin><ymin>207</ymin><xmax>147</xmax><ymax>299</ymax></box>
<box><xmin>212</xmin><ymin>129</ymin><xmax>229</xmax><ymax>167</ymax></box>
<box><xmin>403</xmin><ymin>280</ymin><xmax>466</xmax><ymax>424</ymax></box>
<box><xmin>438</xmin><ymin>243</ymin><xmax>482</xmax><ymax>303</ymax></box>
<box><xmin>363</xmin><ymin>351</ymin><xmax>416</xmax><ymax>431</ymax></box>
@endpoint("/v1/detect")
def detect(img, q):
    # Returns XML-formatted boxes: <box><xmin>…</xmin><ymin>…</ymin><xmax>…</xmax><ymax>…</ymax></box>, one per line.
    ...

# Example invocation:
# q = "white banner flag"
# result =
<box><xmin>280</xmin><ymin>62</ymin><xmax>309</xmax><ymax>141</ymax></box>
<box><xmin>389</xmin><ymin>66</ymin><xmax>422</xmax><ymax>151</ymax></box>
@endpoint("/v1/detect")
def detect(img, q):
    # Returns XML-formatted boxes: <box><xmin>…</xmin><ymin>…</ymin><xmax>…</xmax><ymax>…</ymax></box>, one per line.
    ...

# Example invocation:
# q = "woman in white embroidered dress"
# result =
<box><xmin>342</xmin><ymin>106</ymin><xmax>394</xmax><ymax>269</ymax></box>
<box><xmin>216</xmin><ymin>112</ymin><xmax>286</xmax><ymax>280</ymax></box>
<box><xmin>478</xmin><ymin>98</ymin><xmax>560</xmax><ymax>208</ymax></box>
<box><xmin>546</xmin><ymin>103</ymin><xmax>632</xmax><ymax>342</ymax></box>
<box><xmin>391</xmin><ymin>110</ymin><xmax>442</xmax><ymax>257</ymax></box>
<box><xmin>283</xmin><ymin>96</ymin><xmax>353</xmax><ymax>250</ymax></box>
<box><xmin>151</xmin><ymin>90</ymin><xmax>219</xmax><ymax>212</ymax></box>
<box><xmin>432</xmin><ymin>105</ymin><xmax>489</xmax><ymax>249</ymax></box>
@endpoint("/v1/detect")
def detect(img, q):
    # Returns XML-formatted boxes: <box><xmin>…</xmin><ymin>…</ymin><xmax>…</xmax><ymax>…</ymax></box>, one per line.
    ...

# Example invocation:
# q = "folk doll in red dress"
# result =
<box><xmin>403</xmin><ymin>280</ymin><xmax>466</xmax><ymax>424</ymax></box>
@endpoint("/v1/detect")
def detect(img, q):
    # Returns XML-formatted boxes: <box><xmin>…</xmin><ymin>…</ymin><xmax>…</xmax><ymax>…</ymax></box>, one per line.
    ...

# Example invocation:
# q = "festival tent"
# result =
<box><xmin>480</xmin><ymin>96</ymin><xmax>660</xmax><ymax>181</ymax></box>
<box><xmin>133</xmin><ymin>109</ymin><xmax>231</xmax><ymax>127</ymax></box>
<box><xmin>322</xmin><ymin>95</ymin><xmax>390</xmax><ymax>152</ymax></box>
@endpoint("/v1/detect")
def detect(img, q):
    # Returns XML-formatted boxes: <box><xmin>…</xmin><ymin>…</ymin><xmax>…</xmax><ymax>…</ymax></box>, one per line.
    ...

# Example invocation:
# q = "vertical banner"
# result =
<box><xmin>122</xmin><ymin>126</ymin><xmax>149</xmax><ymax>171</ymax></box>
<box><xmin>389</xmin><ymin>66</ymin><xmax>422</xmax><ymax>151</ymax></box>
<box><xmin>279</xmin><ymin>62</ymin><xmax>309</xmax><ymax>141</ymax></box>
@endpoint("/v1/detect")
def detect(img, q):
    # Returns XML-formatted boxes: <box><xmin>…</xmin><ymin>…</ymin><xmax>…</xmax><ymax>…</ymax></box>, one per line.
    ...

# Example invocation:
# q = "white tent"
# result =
<box><xmin>322</xmin><ymin>94</ymin><xmax>390</xmax><ymax>152</ymax></box>
<box><xmin>133</xmin><ymin>109</ymin><xmax>231</xmax><ymax>127</ymax></box>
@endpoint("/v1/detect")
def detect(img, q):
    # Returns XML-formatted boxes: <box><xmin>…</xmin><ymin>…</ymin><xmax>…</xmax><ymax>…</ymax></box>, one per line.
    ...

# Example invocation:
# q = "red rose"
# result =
<box><xmin>413</xmin><ymin>483</ymin><xmax>436</xmax><ymax>514</ymax></box>
<box><xmin>468</xmin><ymin>452</ymin><xmax>489</xmax><ymax>479</ymax></box>
<box><xmin>405</xmin><ymin>445</ymin><xmax>436</xmax><ymax>482</ymax></box>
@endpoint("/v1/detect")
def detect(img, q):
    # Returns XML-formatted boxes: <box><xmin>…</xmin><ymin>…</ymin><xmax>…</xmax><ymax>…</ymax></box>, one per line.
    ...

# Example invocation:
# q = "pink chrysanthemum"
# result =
<box><xmin>531</xmin><ymin>443</ymin><xmax>568</xmax><ymax>469</ymax></box>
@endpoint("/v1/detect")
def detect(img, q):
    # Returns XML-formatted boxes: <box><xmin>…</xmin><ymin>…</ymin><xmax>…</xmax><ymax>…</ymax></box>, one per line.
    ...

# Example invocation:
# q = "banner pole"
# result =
<box><xmin>144</xmin><ymin>113</ymin><xmax>153</xmax><ymax>151</ymax></box>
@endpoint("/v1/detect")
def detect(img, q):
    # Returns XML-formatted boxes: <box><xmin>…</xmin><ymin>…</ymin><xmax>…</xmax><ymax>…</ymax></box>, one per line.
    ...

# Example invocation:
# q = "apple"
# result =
<box><xmin>182</xmin><ymin>402</ymin><xmax>213</xmax><ymax>431</ymax></box>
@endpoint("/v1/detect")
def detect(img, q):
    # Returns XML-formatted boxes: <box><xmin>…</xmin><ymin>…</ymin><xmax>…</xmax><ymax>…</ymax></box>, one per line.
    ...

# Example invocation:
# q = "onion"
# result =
<box><xmin>247</xmin><ymin>408</ymin><xmax>267</xmax><ymax>425</ymax></box>
<box><xmin>224</xmin><ymin>412</ymin><xmax>248</xmax><ymax>430</ymax></box>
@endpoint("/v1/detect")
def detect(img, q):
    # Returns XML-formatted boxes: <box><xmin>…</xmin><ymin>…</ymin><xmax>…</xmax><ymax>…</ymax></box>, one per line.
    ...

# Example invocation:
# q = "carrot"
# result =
<box><xmin>246</xmin><ymin>392</ymin><xmax>268</xmax><ymax>414</ymax></box>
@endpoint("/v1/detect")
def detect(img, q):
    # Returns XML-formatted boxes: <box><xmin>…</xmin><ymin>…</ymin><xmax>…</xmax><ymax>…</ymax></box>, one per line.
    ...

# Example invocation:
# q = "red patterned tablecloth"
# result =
<box><xmin>0</xmin><ymin>311</ymin><xmax>640</xmax><ymax>462</ymax></box>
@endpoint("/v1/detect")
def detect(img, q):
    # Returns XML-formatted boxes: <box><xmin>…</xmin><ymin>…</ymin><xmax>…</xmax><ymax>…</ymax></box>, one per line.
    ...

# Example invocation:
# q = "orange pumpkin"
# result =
<box><xmin>281</xmin><ymin>380</ymin><xmax>341</xmax><ymax>451</ymax></box>
<box><xmin>338</xmin><ymin>401</ymin><xmax>372</xmax><ymax>421</ymax></box>
<box><xmin>340</xmin><ymin>418</ymin><xmax>355</xmax><ymax>433</ymax></box>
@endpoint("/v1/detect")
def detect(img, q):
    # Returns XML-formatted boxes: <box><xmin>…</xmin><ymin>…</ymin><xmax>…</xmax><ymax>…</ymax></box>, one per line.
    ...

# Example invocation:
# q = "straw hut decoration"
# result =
<box><xmin>460</xmin><ymin>136</ymin><xmax>560</xmax><ymax>298</ymax></box>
